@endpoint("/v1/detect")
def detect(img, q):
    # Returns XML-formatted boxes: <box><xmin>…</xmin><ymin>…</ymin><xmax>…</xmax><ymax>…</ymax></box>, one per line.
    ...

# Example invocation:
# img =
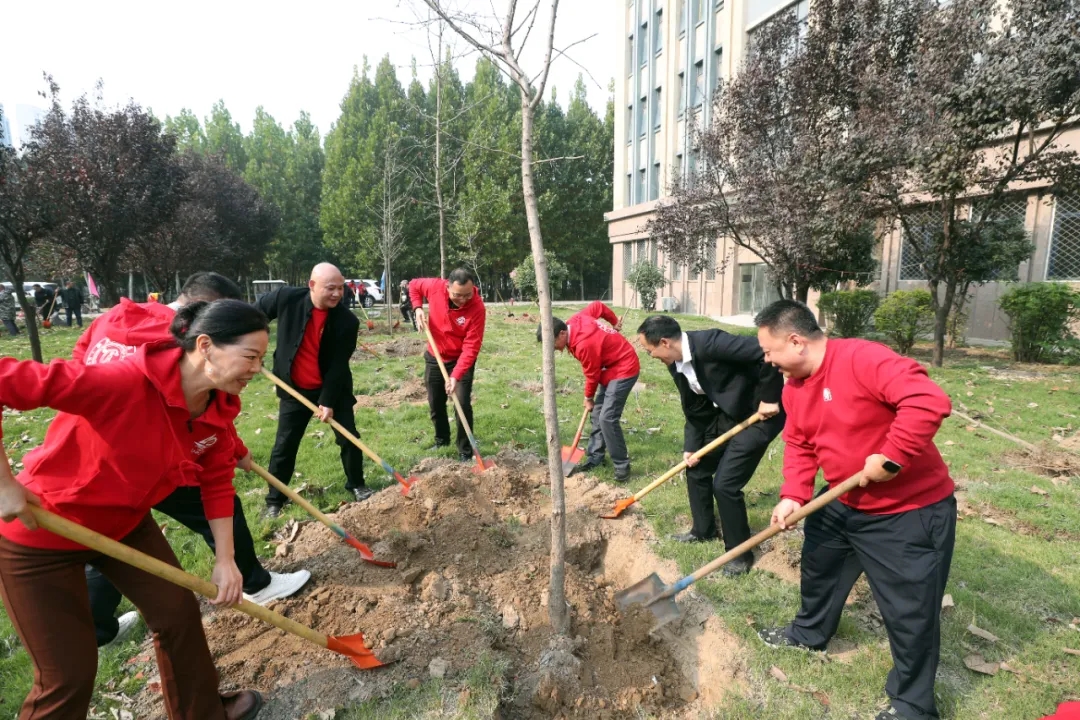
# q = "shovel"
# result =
<box><xmin>600</xmin><ymin>413</ymin><xmax>763</xmax><ymax>519</ymax></box>
<box><xmin>616</xmin><ymin>474</ymin><xmax>864</xmax><ymax>632</ymax></box>
<box><xmin>260</xmin><ymin>368</ymin><xmax>417</xmax><ymax>494</ymax></box>
<box><xmin>28</xmin><ymin>505</ymin><xmax>388</xmax><ymax>670</ymax></box>
<box><xmin>562</xmin><ymin>407</ymin><xmax>590</xmax><ymax>476</ymax></box>
<box><xmin>419</xmin><ymin>320</ymin><xmax>494</xmax><ymax>473</ymax></box>
<box><xmin>248</xmin><ymin>462</ymin><xmax>396</xmax><ymax>568</ymax></box>
<box><xmin>41</xmin><ymin>291</ymin><xmax>59</xmax><ymax>329</ymax></box>
<box><xmin>357</xmin><ymin>303</ymin><xmax>375</xmax><ymax>331</ymax></box>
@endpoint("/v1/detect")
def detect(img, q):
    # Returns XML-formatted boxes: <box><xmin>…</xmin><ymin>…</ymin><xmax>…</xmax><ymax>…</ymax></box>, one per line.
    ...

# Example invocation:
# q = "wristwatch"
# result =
<box><xmin>882</xmin><ymin>459</ymin><xmax>902</xmax><ymax>474</ymax></box>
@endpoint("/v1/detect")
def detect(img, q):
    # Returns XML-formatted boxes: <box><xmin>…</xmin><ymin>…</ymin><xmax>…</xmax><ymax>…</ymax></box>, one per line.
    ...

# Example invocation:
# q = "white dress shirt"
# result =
<box><xmin>674</xmin><ymin>332</ymin><xmax>709</xmax><ymax>397</ymax></box>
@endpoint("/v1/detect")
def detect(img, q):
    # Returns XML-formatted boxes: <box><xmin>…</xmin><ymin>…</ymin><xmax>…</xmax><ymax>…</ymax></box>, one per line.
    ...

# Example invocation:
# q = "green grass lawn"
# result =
<box><xmin>1</xmin><ymin>309</ymin><xmax>1078</xmax><ymax>719</ymax></box>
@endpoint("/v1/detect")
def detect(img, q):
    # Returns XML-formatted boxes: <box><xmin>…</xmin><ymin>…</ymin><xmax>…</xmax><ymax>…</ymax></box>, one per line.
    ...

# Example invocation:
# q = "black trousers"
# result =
<box><xmin>86</xmin><ymin>490</ymin><xmax>270</xmax><ymax>646</ymax></box>
<box><xmin>65</xmin><ymin>305</ymin><xmax>82</xmax><ymax>327</ymax></box>
<box><xmin>266</xmin><ymin>386</ymin><xmax>365</xmax><ymax>507</ymax></box>
<box><xmin>686</xmin><ymin>411</ymin><xmax>783</xmax><ymax>550</ymax></box>
<box><xmin>423</xmin><ymin>352</ymin><xmax>476</xmax><ymax>457</ymax></box>
<box><xmin>786</xmin><ymin>493</ymin><xmax>956</xmax><ymax>719</ymax></box>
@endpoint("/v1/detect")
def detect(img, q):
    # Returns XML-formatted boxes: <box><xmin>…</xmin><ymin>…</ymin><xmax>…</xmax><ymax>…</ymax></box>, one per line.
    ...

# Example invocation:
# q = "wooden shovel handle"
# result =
<box><xmin>570</xmin><ymin>407</ymin><xmax>590</xmax><ymax>448</ymax></box>
<box><xmin>28</xmin><ymin>506</ymin><xmax>330</xmax><ymax>648</ymax></box>
<box><xmin>632</xmin><ymin>414</ymin><xmax>764</xmax><ymax>503</ymax></box>
<box><xmin>419</xmin><ymin>322</ymin><xmax>480</xmax><ymax>444</ymax></box>
<box><xmin>249</xmin><ymin>462</ymin><xmax>336</xmax><ymax>531</ymax></box>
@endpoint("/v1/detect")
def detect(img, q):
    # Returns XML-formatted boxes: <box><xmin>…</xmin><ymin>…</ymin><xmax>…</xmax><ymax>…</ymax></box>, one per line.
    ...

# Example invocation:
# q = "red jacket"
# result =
<box><xmin>567</xmin><ymin>302</ymin><xmax>640</xmax><ymax>398</ymax></box>
<box><xmin>72</xmin><ymin>298</ymin><xmax>249</xmax><ymax>465</ymax></box>
<box><xmin>780</xmin><ymin>338</ymin><xmax>954</xmax><ymax>514</ymax></box>
<box><xmin>0</xmin><ymin>344</ymin><xmax>241</xmax><ymax>550</ymax></box>
<box><xmin>409</xmin><ymin>277</ymin><xmax>486</xmax><ymax>379</ymax></box>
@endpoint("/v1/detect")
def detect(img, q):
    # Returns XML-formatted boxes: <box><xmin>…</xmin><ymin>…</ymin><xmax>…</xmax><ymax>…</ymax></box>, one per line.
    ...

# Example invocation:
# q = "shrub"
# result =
<box><xmin>512</xmin><ymin>251</ymin><xmax>569</xmax><ymax>301</ymax></box>
<box><xmin>873</xmin><ymin>289</ymin><xmax>934</xmax><ymax>355</ymax></box>
<box><xmin>817</xmin><ymin>289</ymin><xmax>880</xmax><ymax>338</ymax></box>
<box><xmin>626</xmin><ymin>261</ymin><xmax>667</xmax><ymax>311</ymax></box>
<box><xmin>999</xmin><ymin>283</ymin><xmax>1080</xmax><ymax>363</ymax></box>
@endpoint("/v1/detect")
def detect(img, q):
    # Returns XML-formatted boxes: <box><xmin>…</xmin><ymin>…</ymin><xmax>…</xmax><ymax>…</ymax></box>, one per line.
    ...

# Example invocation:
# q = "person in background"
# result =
<box><xmin>33</xmin><ymin>284</ymin><xmax>51</xmax><ymax>323</ymax></box>
<box><xmin>398</xmin><ymin>280</ymin><xmax>414</xmax><ymax>329</ymax></box>
<box><xmin>356</xmin><ymin>280</ymin><xmax>368</xmax><ymax>308</ymax></box>
<box><xmin>61</xmin><ymin>281</ymin><xmax>85</xmax><ymax>327</ymax></box>
<box><xmin>0</xmin><ymin>285</ymin><xmax>18</xmax><ymax>336</ymax></box>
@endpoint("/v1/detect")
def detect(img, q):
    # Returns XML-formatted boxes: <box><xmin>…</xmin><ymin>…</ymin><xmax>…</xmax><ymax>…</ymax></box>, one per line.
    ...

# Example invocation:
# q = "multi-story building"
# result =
<box><xmin>605</xmin><ymin>0</ymin><xmax>1080</xmax><ymax>342</ymax></box>
<box><xmin>0</xmin><ymin>103</ymin><xmax>12</xmax><ymax>148</ymax></box>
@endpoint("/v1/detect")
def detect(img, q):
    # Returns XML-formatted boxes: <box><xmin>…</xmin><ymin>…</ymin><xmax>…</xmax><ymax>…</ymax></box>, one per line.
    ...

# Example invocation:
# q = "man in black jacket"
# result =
<box><xmin>60</xmin><ymin>281</ymin><xmax>84</xmax><ymax>327</ymax></box>
<box><xmin>256</xmin><ymin>263</ymin><xmax>370</xmax><ymax>517</ymax></box>
<box><xmin>638</xmin><ymin>315</ymin><xmax>785</xmax><ymax>575</ymax></box>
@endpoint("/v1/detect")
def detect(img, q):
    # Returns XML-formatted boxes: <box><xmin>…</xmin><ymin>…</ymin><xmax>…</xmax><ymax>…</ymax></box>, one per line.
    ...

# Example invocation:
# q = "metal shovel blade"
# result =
<box><xmin>614</xmin><ymin>572</ymin><xmax>683</xmax><ymax>633</ymax></box>
<box><xmin>561</xmin><ymin>446</ymin><xmax>584</xmax><ymax>476</ymax></box>
<box><xmin>393</xmin><ymin>472</ymin><xmax>418</xmax><ymax>495</ymax></box>
<box><xmin>343</xmin><ymin>537</ymin><xmax>397</xmax><ymax>568</ymax></box>
<box><xmin>471</xmin><ymin>456</ymin><xmax>496</xmax><ymax>474</ymax></box>
<box><xmin>326</xmin><ymin>632</ymin><xmax>390</xmax><ymax>671</ymax></box>
<box><xmin>598</xmin><ymin>495</ymin><xmax>636</xmax><ymax>520</ymax></box>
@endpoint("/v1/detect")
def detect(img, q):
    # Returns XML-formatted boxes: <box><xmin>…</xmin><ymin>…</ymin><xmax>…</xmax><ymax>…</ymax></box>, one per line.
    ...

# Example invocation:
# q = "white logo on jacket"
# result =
<box><xmin>455</xmin><ymin>316</ymin><xmax>466</xmax><ymax>326</ymax></box>
<box><xmin>192</xmin><ymin>435</ymin><xmax>218</xmax><ymax>456</ymax></box>
<box><xmin>85</xmin><ymin>338</ymin><xmax>137</xmax><ymax>366</ymax></box>
<box><xmin>823</xmin><ymin>388</ymin><xmax>833</xmax><ymax>402</ymax></box>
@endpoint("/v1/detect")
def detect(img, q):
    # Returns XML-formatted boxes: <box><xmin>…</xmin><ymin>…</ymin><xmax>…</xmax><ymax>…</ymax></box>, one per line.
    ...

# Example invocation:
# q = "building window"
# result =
<box><xmin>715</xmin><ymin>0</ymin><xmax>724</xmax><ymax>8</ymax></box>
<box><xmin>712</xmin><ymin>47</ymin><xmax>723</xmax><ymax>93</ymax></box>
<box><xmin>636</xmin><ymin>239</ymin><xmax>647</xmax><ymax>264</ymax></box>
<box><xmin>636</xmin><ymin>168</ymin><xmax>646</xmax><ymax>202</ymax></box>
<box><xmin>693</xmin><ymin>0</ymin><xmax>705</xmax><ymax>26</ymax></box>
<box><xmin>899</xmin><ymin>209</ymin><xmax>935</xmax><ymax>281</ymax></box>
<box><xmin>687</xmin><ymin>147</ymin><xmax>700</xmax><ymax>184</ymax></box>
<box><xmin>639</xmin><ymin>23</ymin><xmax>649</xmax><ymax>66</ymax></box>
<box><xmin>692</xmin><ymin>60</ymin><xmax>705</xmax><ymax>108</ymax></box>
<box><xmin>677</xmin><ymin>72</ymin><xmax>686</xmax><ymax>117</ymax></box>
<box><xmin>1048</xmin><ymin>195</ymin><xmax>1080</xmax><ymax>281</ymax></box>
<box><xmin>672</xmin><ymin>259</ymin><xmax>682</xmax><ymax>280</ymax></box>
<box><xmin>625</xmin><ymin>173</ymin><xmax>632</xmax><ymax>206</ymax></box>
<box><xmin>623</xmin><ymin>243</ymin><xmax>634</xmax><ymax>279</ymax></box>
<box><xmin>625</xmin><ymin>104</ymin><xmax>633</xmax><ymax>144</ymax></box>
<box><xmin>652</xmin><ymin>87</ymin><xmax>662</xmax><ymax>129</ymax></box>
<box><xmin>706</xmin><ymin>240</ymin><xmax>717</xmax><ymax>280</ymax></box>
<box><xmin>653</xmin><ymin>10</ymin><xmax>663</xmax><ymax>54</ymax></box>
<box><xmin>679</xmin><ymin>0</ymin><xmax>686</xmax><ymax>34</ymax></box>
<box><xmin>627</xmin><ymin>35</ymin><xmax>635</xmax><ymax>76</ymax></box>
<box><xmin>637</xmin><ymin>97</ymin><xmax>647</xmax><ymax>137</ymax></box>
<box><xmin>649</xmin><ymin>162</ymin><xmax>660</xmax><ymax>201</ymax></box>
<box><xmin>739</xmin><ymin>263</ymin><xmax>781</xmax><ymax>314</ymax></box>
<box><xmin>650</xmin><ymin>239</ymin><xmax>659</xmax><ymax>265</ymax></box>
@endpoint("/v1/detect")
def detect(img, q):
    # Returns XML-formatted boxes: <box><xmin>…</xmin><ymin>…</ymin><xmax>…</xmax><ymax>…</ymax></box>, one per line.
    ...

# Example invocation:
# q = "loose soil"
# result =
<box><xmin>352</xmin><ymin>378</ymin><xmax>427</xmax><ymax>409</ymax></box>
<box><xmin>351</xmin><ymin>336</ymin><xmax>427</xmax><ymax>362</ymax></box>
<box><xmin>131</xmin><ymin>452</ymin><xmax>746</xmax><ymax>719</ymax></box>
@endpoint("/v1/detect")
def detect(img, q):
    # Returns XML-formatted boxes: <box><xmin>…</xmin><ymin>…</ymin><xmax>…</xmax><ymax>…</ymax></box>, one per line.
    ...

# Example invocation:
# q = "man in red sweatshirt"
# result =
<box><xmin>540</xmin><ymin>302</ymin><xmax>640</xmax><ymax>481</ymax></box>
<box><xmin>755</xmin><ymin>300</ymin><xmax>955</xmax><ymax>720</ymax></box>
<box><xmin>410</xmin><ymin>269</ymin><xmax>486</xmax><ymax>462</ymax></box>
<box><xmin>74</xmin><ymin>272</ymin><xmax>310</xmax><ymax>647</ymax></box>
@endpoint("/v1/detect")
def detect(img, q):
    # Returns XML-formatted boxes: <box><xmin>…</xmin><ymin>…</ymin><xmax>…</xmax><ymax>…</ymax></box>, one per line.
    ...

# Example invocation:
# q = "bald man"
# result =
<box><xmin>256</xmin><ymin>263</ymin><xmax>370</xmax><ymax>517</ymax></box>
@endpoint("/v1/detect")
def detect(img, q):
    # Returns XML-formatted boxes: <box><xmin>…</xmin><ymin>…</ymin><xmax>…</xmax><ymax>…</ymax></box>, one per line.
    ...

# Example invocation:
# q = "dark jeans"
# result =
<box><xmin>423</xmin><ymin>352</ymin><xmax>476</xmax><ymax>457</ymax></box>
<box><xmin>2</xmin><ymin>318</ymin><xmax>17</xmax><ymax>335</ymax></box>
<box><xmin>87</xmin><ymin>491</ymin><xmax>271</xmax><ymax>646</ymax></box>
<box><xmin>686</xmin><ymin>411</ymin><xmax>783</xmax><ymax>551</ymax></box>
<box><xmin>65</xmin><ymin>305</ymin><xmax>82</xmax><ymax>327</ymax></box>
<box><xmin>585</xmin><ymin>374</ymin><xmax>638</xmax><ymax>472</ymax></box>
<box><xmin>786</xmin><ymin>493</ymin><xmax>956</xmax><ymax>719</ymax></box>
<box><xmin>266</xmin><ymin>386</ymin><xmax>365</xmax><ymax>507</ymax></box>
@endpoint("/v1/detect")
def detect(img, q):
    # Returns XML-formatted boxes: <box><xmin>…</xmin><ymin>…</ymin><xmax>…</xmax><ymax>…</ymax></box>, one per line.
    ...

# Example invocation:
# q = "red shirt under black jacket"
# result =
<box><xmin>567</xmin><ymin>302</ymin><xmax>640</xmax><ymax>398</ymax></box>
<box><xmin>409</xmin><ymin>277</ymin><xmax>486</xmax><ymax>379</ymax></box>
<box><xmin>780</xmin><ymin>338</ymin><xmax>954</xmax><ymax>514</ymax></box>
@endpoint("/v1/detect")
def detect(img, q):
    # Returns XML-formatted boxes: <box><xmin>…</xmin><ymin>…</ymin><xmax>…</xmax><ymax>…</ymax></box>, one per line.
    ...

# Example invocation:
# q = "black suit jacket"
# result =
<box><xmin>667</xmin><ymin>329</ymin><xmax>785</xmax><ymax>452</ymax></box>
<box><xmin>255</xmin><ymin>287</ymin><xmax>359</xmax><ymax>409</ymax></box>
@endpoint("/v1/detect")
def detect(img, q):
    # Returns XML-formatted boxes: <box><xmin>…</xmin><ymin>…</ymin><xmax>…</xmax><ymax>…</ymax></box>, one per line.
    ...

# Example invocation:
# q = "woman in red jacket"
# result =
<box><xmin>0</xmin><ymin>299</ymin><xmax>268</xmax><ymax>720</ymax></box>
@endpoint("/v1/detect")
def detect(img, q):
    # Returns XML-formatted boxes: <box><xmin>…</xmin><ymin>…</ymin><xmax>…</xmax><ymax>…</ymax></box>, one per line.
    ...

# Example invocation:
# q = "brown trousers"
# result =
<box><xmin>0</xmin><ymin>514</ymin><xmax>227</xmax><ymax>720</ymax></box>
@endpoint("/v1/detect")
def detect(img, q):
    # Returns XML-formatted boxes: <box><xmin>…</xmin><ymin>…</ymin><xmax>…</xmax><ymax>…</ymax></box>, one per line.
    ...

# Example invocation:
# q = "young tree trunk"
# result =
<box><xmin>435</xmin><ymin>26</ymin><xmax>447</xmax><ymax>280</ymax></box>
<box><xmin>580</xmin><ymin>266</ymin><xmax>585</xmax><ymax>301</ymax></box>
<box><xmin>520</xmin><ymin>93</ymin><xmax>569</xmax><ymax>636</ymax></box>
<box><xmin>12</xmin><ymin>280</ymin><xmax>43</xmax><ymax>363</ymax></box>
<box><xmin>796</xmin><ymin>282</ymin><xmax>809</xmax><ymax>304</ymax></box>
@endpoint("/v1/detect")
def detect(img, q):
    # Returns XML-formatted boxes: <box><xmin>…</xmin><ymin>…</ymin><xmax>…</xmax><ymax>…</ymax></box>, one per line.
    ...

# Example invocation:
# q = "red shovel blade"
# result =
<box><xmin>326</xmin><ymin>632</ymin><xmax>388</xmax><ymax>670</ymax></box>
<box><xmin>344</xmin><ymin>536</ymin><xmax>397</xmax><ymax>568</ymax></box>
<box><xmin>599</xmin><ymin>495</ymin><xmax>638</xmax><ymax>520</ymax></box>
<box><xmin>471</xmin><ymin>456</ymin><xmax>496</xmax><ymax>474</ymax></box>
<box><xmin>393</xmin><ymin>472</ymin><xmax>418</xmax><ymax>495</ymax></box>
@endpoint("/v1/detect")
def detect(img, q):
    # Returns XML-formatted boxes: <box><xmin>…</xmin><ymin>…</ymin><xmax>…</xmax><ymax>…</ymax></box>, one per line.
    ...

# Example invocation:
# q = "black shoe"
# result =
<box><xmin>669</xmin><ymin>530</ymin><xmax>718</xmax><ymax>544</ymax></box>
<box><xmin>428</xmin><ymin>442</ymin><xmax>449</xmax><ymax>452</ymax></box>
<box><xmin>874</xmin><ymin>706</ymin><xmax>913</xmax><ymax>720</ymax></box>
<box><xmin>263</xmin><ymin>505</ymin><xmax>282</xmax><ymax>519</ymax></box>
<box><xmin>352</xmin><ymin>487</ymin><xmax>374</xmax><ymax>502</ymax></box>
<box><xmin>756</xmin><ymin>626</ymin><xmax>819</xmax><ymax>652</ymax></box>
<box><xmin>720</xmin><ymin>554</ymin><xmax>754</xmax><ymax>577</ymax></box>
<box><xmin>613</xmin><ymin>465</ymin><xmax>631</xmax><ymax>483</ymax></box>
<box><xmin>571</xmin><ymin>458</ymin><xmax>603</xmax><ymax>476</ymax></box>
<box><xmin>459</xmin><ymin>452</ymin><xmax>474</xmax><ymax>463</ymax></box>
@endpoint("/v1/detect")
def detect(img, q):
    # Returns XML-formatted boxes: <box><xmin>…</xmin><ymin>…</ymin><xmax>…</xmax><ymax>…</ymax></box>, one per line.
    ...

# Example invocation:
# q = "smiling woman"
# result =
<box><xmin>0</xmin><ymin>298</ymin><xmax>269</xmax><ymax>720</ymax></box>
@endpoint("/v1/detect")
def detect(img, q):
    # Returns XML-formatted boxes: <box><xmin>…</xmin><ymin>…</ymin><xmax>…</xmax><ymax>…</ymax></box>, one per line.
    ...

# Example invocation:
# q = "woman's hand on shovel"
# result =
<box><xmin>210</xmin><ymin>558</ymin><xmax>244</xmax><ymax>606</ymax></box>
<box><xmin>0</xmin><ymin>471</ymin><xmax>42</xmax><ymax>530</ymax></box>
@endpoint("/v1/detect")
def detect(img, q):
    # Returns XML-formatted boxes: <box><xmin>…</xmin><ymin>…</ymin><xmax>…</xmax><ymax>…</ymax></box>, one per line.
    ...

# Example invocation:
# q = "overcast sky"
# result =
<box><xmin>2</xmin><ymin>0</ymin><xmax>614</xmax><ymax>143</ymax></box>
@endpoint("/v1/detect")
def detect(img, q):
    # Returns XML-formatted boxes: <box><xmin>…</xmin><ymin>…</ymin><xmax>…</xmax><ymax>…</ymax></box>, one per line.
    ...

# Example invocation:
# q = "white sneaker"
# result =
<box><xmin>105</xmin><ymin>611</ymin><xmax>140</xmax><ymax>647</ymax></box>
<box><xmin>243</xmin><ymin>570</ymin><xmax>312</xmax><ymax>606</ymax></box>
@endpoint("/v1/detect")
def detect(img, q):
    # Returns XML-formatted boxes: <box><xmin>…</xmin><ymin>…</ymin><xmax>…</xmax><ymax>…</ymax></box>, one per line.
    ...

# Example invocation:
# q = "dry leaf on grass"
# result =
<box><xmin>1030</xmin><ymin>485</ymin><xmax>1049</xmax><ymax>496</ymax></box>
<box><xmin>964</xmin><ymin>653</ymin><xmax>1000</xmax><ymax>676</ymax></box>
<box><xmin>769</xmin><ymin>666</ymin><xmax>788</xmax><ymax>683</ymax></box>
<box><xmin>1064</xmin><ymin>648</ymin><xmax>1080</xmax><ymax>657</ymax></box>
<box><xmin>254</xmin><ymin>427</ymin><xmax>262</xmax><ymax>435</ymax></box>
<box><xmin>968</xmin><ymin>624</ymin><xmax>1000</xmax><ymax>643</ymax></box>
<box><xmin>768</xmin><ymin>666</ymin><xmax>830</xmax><ymax>705</ymax></box>
<box><xmin>983</xmin><ymin>516</ymin><xmax>1004</xmax><ymax>527</ymax></box>
<box><xmin>941</xmin><ymin>594</ymin><xmax>955</xmax><ymax>610</ymax></box>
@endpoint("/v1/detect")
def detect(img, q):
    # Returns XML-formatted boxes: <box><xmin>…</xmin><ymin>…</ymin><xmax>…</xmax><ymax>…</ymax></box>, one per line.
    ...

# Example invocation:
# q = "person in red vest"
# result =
<box><xmin>0</xmin><ymin>299</ymin><xmax>268</xmax><ymax>720</ymax></box>
<box><xmin>410</xmin><ymin>269</ymin><xmax>487</xmax><ymax>462</ymax></box>
<box><xmin>540</xmin><ymin>302</ymin><xmax>640</xmax><ymax>481</ymax></box>
<box><xmin>755</xmin><ymin>300</ymin><xmax>955</xmax><ymax>720</ymax></box>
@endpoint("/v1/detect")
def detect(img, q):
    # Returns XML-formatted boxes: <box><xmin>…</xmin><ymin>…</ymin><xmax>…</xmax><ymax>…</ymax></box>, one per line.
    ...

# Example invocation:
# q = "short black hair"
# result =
<box><xmin>537</xmin><ymin>317</ymin><xmax>568</xmax><ymax>342</ymax></box>
<box><xmin>637</xmin><ymin>315</ymin><xmax>682</xmax><ymax>345</ymax></box>
<box><xmin>180</xmin><ymin>272</ymin><xmax>243</xmax><ymax>302</ymax></box>
<box><xmin>170</xmin><ymin>299</ymin><xmax>269</xmax><ymax>351</ymax></box>
<box><xmin>754</xmin><ymin>299</ymin><xmax>823</xmax><ymax>337</ymax></box>
<box><xmin>447</xmin><ymin>268</ymin><xmax>475</xmax><ymax>285</ymax></box>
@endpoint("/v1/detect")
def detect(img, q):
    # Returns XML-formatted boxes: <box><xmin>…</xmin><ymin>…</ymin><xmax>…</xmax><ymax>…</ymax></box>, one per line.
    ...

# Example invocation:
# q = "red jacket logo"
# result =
<box><xmin>455</xmin><ymin>316</ymin><xmax>466</xmax><ymax>326</ymax></box>
<box><xmin>85</xmin><ymin>338</ymin><xmax>137</xmax><ymax>366</ymax></box>
<box><xmin>192</xmin><ymin>435</ymin><xmax>218</xmax><ymax>456</ymax></box>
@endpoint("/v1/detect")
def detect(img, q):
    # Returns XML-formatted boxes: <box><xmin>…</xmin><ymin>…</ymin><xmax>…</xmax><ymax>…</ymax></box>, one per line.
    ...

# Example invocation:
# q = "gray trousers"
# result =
<box><xmin>585</xmin><ymin>374</ymin><xmax>638</xmax><ymax>472</ymax></box>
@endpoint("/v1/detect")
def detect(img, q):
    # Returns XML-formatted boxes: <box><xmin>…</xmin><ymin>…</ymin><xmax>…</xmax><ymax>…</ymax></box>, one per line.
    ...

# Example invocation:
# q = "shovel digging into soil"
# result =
<box><xmin>27</xmin><ymin>506</ymin><xmax>390</xmax><ymax>671</ymax></box>
<box><xmin>600</xmin><ymin>414</ymin><xmax>763</xmax><ymax>519</ymax></box>
<box><xmin>562</xmin><ymin>407</ymin><xmax>590</xmax><ymax>476</ymax></box>
<box><xmin>616</xmin><ymin>474</ymin><xmax>863</xmax><ymax>632</ymax></box>
<box><xmin>261</xmin><ymin>368</ymin><xmax>418</xmax><ymax>494</ymax></box>
<box><xmin>247</xmin><ymin>461</ymin><xmax>396</xmax><ymax>568</ymax></box>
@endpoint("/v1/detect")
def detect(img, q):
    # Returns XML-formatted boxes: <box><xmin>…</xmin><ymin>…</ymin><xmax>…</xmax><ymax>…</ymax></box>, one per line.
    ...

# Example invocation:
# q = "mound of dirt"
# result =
<box><xmin>132</xmin><ymin>452</ymin><xmax>743</xmax><ymax>719</ymax></box>
<box><xmin>1006</xmin><ymin>444</ymin><xmax>1080</xmax><ymax>478</ymax></box>
<box><xmin>352</xmin><ymin>378</ymin><xmax>427</xmax><ymax>409</ymax></box>
<box><xmin>351</xmin><ymin>336</ymin><xmax>427</xmax><ymax>362</ymax></box>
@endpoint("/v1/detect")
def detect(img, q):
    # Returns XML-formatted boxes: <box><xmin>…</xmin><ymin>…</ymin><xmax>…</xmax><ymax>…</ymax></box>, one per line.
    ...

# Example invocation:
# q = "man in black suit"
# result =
<box><xmin>256</xmin><ymin>262</ymin><xmax>370</xmax><ymax>518</ymax></box>
<box><xmin>637</xmin><ymin>315</ymin><xmax>785</xmax><ymax>575</ymax></box>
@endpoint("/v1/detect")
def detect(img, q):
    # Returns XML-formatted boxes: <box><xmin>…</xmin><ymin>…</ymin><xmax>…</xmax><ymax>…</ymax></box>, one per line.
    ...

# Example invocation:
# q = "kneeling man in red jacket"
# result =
<box><xmin>755</xmin><ymin>300</ymin><xmax>955</xmax><ymax>720</ymax></box>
